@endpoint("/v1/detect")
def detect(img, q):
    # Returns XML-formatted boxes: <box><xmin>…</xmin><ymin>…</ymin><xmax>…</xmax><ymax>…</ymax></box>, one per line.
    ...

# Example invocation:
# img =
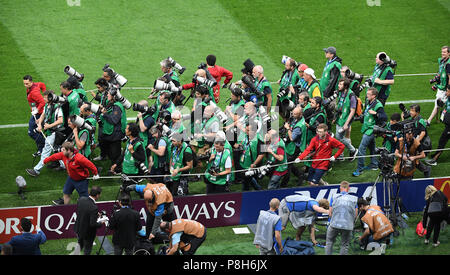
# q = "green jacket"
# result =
<box><xmin>205</xmin><ymin>148</ymin><xmax>232</xmax><ymax>186</ymax></box>
<box><xmin>361</xmin><ymin>99</ymin><xmax>384</xmax><ymax>136</ymax></box>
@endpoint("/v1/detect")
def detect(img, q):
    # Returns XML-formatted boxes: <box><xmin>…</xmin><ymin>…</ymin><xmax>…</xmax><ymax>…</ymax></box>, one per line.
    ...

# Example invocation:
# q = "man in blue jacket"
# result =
<box><xmin>7</xmin><ymin>217</ymin><xmax>46</xmax><ymax>255</ymax></box>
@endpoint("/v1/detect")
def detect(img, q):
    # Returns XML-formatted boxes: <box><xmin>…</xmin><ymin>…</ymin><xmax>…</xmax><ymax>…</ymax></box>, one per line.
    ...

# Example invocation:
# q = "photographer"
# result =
<box><xmin>109</xmin><ymin>194</ymin><xmax>141</xmax><ymax>255</ymax></box>
<box><xmin>148</xmin><ymin>125</ymin><xmax>170</xmax><ymax>183</ymax></box>
<box><xmin>224</xmin><ymin>87</ymin><xmax>245</xmax><ymax>146</ymax></box>
<box><xmin>304</xmin><ymin>68</ymin><xmax>322</xmax><ymax>98</ymax></box>
<box><xmin>60</xmin><ymin>80</ymin><xmax>81</xmax><ymax>118</ymax></box>
<box><xmin>406</xmin><ymin>104</ymin><xmax>431</xmax><ymax>152</ymax></box>
<box><xmin>66</xmin><ymin>75</ymin><xmax>88</xmax><ymax>104</ymax></box>
<box><xmin>160</xmin><ymin>219</ymin><xmax>206</xmax><ymax>255</ymax></box>
<box><xmin>74</xmin><ymin>186</ymin><xmax>105</xmax><ymax>255</ymax></box>
<box><xmin>370</xmin><ymin>52</ymin><xmax>395</xmax><ymax>105</ymax></box>
<box><xmin>335</xmin><ymin>78</ymin><xmax>358</xmax><ymax>160</ymax></box>
<box><xmin>97</xmin><ymin>90</ymin><xmax>127</xmax><ymax>165</ymax></box>
<box><xmin>252</xmin><ymin>65</ymin><xmax>273</xmax><ymax>114</ymax></box>
<box><xmin>277</xmin><ymin>58</ymin><xmax>300</xmax><ymax>121</ymax></box>
<box><xmin>295</xmin><ymin>63</ymin><xmax>309</xmax><ymax>91</ymax></box>
<box><xmin>382</xmin><ymin>113</ymin><xmax>402</xmax><ymax>153</ymax></box>
<box><xmin>353</xmin><ymin>88</ymin><xmax>385</xmax><ymax>177</ymax></box>
<box><xmin>282</xmin><ymin>106</ymin><xmax>307</xmax><ymax>186</ymax></box>
<box><xmin>427</xmin><ymin>46</ymin><xmax>450</xmax><ymax>125</ymax></box>
<box><xmin>357</xmin><ymin>198</ymin><xmax>394</xmax><ymax>250</ymax></box>
<box><xmin>265</xmin><ymin>129</ymin><xmax>288</xmax><ymax>190</ymax></box>
<box><xmin>206</xmin><ymin>54</ymin><xmax>233</xmax><ymax>103</ymax></box>
<box><xmin>168</xmin><ymin>132</ymin><xmax>194</xmax><ymax>196</ymax></box>
<box><xmin>91</xmin><ymin>77</ymin><xmax>110</xmax><ymax>107</ymax></box>
<box><xmin>26</xmin><ymin>90</ymin><xmax>65</xmax><ymax>177</ymax></box>
<box><xmin>394</xmin><ymin>128</ymin><xmax>427</xmax><ymax>180</ymax></box>
<box><xmin>69</xmin><ymin>104</ymin><xmax>97</xmax><ymax>159</ymax></box>
<box><xmin>193</xmin><ymin>105</ymin><xmax>219</xmax><ymax>156</ymax></box>
<box><xmin>297</xmin><ymin>123</ymin><xmax>344</xmax><ymax>186</ymax></box>
<box><xmin>238</xmin><ymin>122</ymin><xmax>263</xmax><ymax>191</ymax></box>
<box><xmin>154</xmin><ymin>91</ymin><xmax>176</xmax><ymax>125</ymax></box>
<box><xmin>304</xmin><ymin>96</ymin><xmax>326</xmax><ymax>144</ymax></box>
<box><xmin>320</xmin><ymin>47</ymin><xmax>342</xmax><ymax>98</ymax></box>
<box><xmin>204</xmin><ymin>137</ymin><xmax>233</xmax><ymax>194</ymax></box>
<box><xmin>127</xmin><ymin>181</ymin><xmax>175</xmax><ymax>241</ymax></box>
<box><xmin>111</xmin><ymin>123</ymin><xmax>148</xmax><ymax>184</ymax></box>
<box><xmin>23</xmin><ymin>74</ymin><xmax>46</xmax><ymax>156</ymax></box>
<box><xmin>427</xmin><ymin>85</ymin><xmax>450</xmax><ymax>166</ymax></box>
<box><xmin>135</xmin><ymin>99</ymin><xmax>155</xmax><ymax>148</ymax></box>
<box><xmin>181</xmin><ymin>69</ymin><xmax>215</xmax><ymax>101</ymax></box>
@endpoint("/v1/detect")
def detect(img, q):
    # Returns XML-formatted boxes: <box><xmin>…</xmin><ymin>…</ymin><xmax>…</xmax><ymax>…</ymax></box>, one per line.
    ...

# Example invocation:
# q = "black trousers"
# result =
<box><xmin>181</xmin><ymin>229</ymin><xmax>207</xmax><ymax>255</ymax></box>
<box><xmin>425</xmin><ymin>212</ymin><xmax>446</xmax><ymax>244</ymax></box>
<box><xmin>431</xmin><ymin>124</ymin><xmax>450</xmax><ymax>161</ymax></box>
<box><xmin>99</xmin><ymin>138</ymin><xmax>122</xmax><ymax>164</ymax></box>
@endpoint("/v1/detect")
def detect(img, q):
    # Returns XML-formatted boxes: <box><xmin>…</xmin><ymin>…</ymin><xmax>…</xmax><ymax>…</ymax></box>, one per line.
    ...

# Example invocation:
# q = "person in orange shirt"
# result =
<box><xmin>160</xmin><ymin>219</ymin><xmax>206</xmax><ymax>255</ymax></box>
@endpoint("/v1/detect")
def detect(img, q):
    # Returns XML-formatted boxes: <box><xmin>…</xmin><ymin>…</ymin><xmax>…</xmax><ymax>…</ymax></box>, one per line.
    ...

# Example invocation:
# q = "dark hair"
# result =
<box><xmin>409</xmin><ymin>104</ymin><xmax>420</xmax><ymax>113</ymax></box>
<box><xmin>1</xmin><ymin>243</ymin><xmax>13</xmax><ymax>255</ymax></box>
<box><xmin>43</xmin><ymin>90</ymin><xmax>54</xmax><ymax>96</ymax></box>
<box><xmin>206</xmin><ymin>54</ymin><xmax>216</xmax><ymax>66</ymax></box>
<box><xmin>60</xmin><ymin>81</ymin><xmax>72</xmax><ymax>90</ymax></box>
<box><xmin>20</xmin><ymin>217</ymin><xmax>32</xmax><ymax>232</ymax></box>
<box><xmin>120</xmin><ymin>194</ymin><xmax>131</xmax><ymax>206</ymax></box>
<box><xmin>104</xmin><ymin>68</ymin><xmax>114</xmax><ymax>77</ymax></box>
<box><xmin>89</xmin><ymin>186</ymin><xmax>102</xmax><ymax>197</ymax></box>
<box><xmin>357</xmin><ymin>197</ymin><xmax>369</xmax><ymax>208</ymax></box>
<box><xmin>390</xmin><ymin>112</ymin><xmax>401</xmax><ymax>122</ymax></box>
<box><xmin>312</xmin><ymin>96</ymin><xmax>322</xmax><ymax>106</ymax></box>
<box><xmin>23</xmin><ymin>75</ymin><xmax>33</xmax><ymax>81</ymax></box>
<box><xmin>339</xmin><ymin>77</ymin><xmax>351</xmax><ymax>90</ymax></box>
<box><xmin>67</xmin><ymin>76</ymin><xmax>81</xmax><ymax>90</ymax></box>
<box><xmin>95</xmin><ymin>77</ymin><xmax>109</xmax><ymax>89</ymax></box>
<box><xmin>127</xmin><ymin>122</ymin><xmax>140</xmax><ymax>138</ymax></box>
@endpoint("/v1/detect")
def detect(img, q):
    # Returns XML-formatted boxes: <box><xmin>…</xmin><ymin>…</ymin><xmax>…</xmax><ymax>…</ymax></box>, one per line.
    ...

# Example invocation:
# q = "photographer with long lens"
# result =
<box><xmin>334</xmin><ymin>78</ymin><xmax>358</xmax><ymax>160</ymax></box>
<box><xmin>108</xmin><ymin>194</ymin><xmax>141</xmax><ymax>255</ymax></box>
<box><xmin>393</xmin><ymin>126</ymin><xmax>427</xmax><ymax>180</ymax></box>
<box><xmin>320</xmin><ymin>47</ymin><xmax>342</xmax><ymax>99</ymax></box>
<box><xmin>252</xmin><ymin>65</ymin><xmax>273</xmax><ymax>115</ymax></box>
<box><xmin>97</xmin><ymin>89</ymin><xmax>127</xmax><ymax>165</ymax></box>
<box><xmin>427</xmin><ymin>46</ymin><xmax>450</xmax><ymax>125</ymax></box>
<box><xmin>26</xmin><ymin>90</ymin><xmax>65</xmax><ymax>177</ymax></box>
<box><xmin>134</xmin><ymin>100</ymin><xmax>155</xmax><ymax>148</ymax></box>
<box><xmin>427</xmin><ymin>85</ymin><xmax>450</xmax><ymax>166</ymax></box>
<box><xmin>66</xmin><ymin>75</ymin><xmax>88</xmax><ymax>104</ymax></box>
<box><xmin>153</xmin><ymin>91</ymin><xmax>176</xmax><ymax>126</ymax></box>
<box><xmin>126</xmin><ymin>181</ymin><xmax>175</xmax><ymax>241</ymax></box>
<box><xmin>180</xmin><ymin>69</ymin><xmax>215</xmax><ymax>102</ymax></box>
<box><xmin>111</xmin><ymin>123</ymin><xmax>148</xmax><ymax>186</ymax></box>
<box><xmin>60</xmin><ymin>80</ymin><xmax>81</xmax><ymax>118</ymax></box>
<box><xmin>304</xmin><ymin>97</ymin><xmax>326</xmax><ymax>144</ymax></box>
<box><xmin>277</xmin><ymin>57</ymin><xmax>300</xmax><ymax>121</ymax></box>
<box><xmin>224</xmin><ymin>87</ymin><xmax>246</xmax><ymax>146</ymax></box>
<box><xmin>303</xmin><ymin>68</ymin><xmax>322</xmax><ymax>98</ymax></box>
<box><xmin>91</xmin><ymin>78</ymin><xmax>110</xmax><ymax>108</ymax></box>
<box><xmin>353</xmin><ymin>88</ymin><xmax>385</xmax><ymax>177</ymax></box>
<box><xmin>148</xmin><ymin>125</ymin><xmax>170</xmax><ymax>183</ymax></box>
<box><xmin>192</xmin><ymin>105</ymin><xmax>219</xmax><ymax>157</ymax></box>
<box><xmin>238</xmin><ymin>122</ymin><xmax>263</xmax><ymax>191</ymax></box>
<box><xmin>68</xmin><ymin>104</ymin><xmax>97</xmax><ymax>159</ymax></box>
<box><xmin>23</xmin><ymin>75</ymin><xmax>46</xmax><ymax>157</ymax></box>
<box><xmin>265</xmin><ymin>129</ymin><xmax>288</xmax><ymax>190</ymax></box>
<box><xmin>281</xmin><ymin>106</ymin><xmax>307</xmax><ymax>187</ymax></box>
<box><xmin>204</xmin><ymin>136</ymin><xmax>233</xmax><ymax>194</ymax></box>
<box><xmin>168</xmin><ymin>132</ymin><xmax>194</xmax><ymax>196</ymax></box>
<box><xmin>206</xmin><ymin>54</ymin><xmax>233</xmax><ymax>104</ymax></box>
<box><xmin>370</xmin><ymin>52</ymin><xmax>396</xmax><ymax>105</ymax></box>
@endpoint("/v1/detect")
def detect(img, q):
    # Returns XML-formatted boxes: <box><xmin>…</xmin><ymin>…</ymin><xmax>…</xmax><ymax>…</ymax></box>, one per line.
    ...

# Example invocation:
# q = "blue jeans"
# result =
<box><xmin>28</xmin><ymin>114</ymin><xmax>45</xmax><ymax>153</ymax></box>
<box><xmin>356</xmin><ymin>134</ymin><xmax>378</xmax><ymax>172</ymax></box>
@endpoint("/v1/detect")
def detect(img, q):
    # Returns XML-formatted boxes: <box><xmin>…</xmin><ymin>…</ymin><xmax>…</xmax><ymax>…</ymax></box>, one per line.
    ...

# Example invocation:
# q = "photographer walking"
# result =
<box><xmin>74</xmin><ymin>186</ymin><xmax>106</xmax><ymax>255</ymax></box>
<box><xmin>23</xmin><ymin>75</ymin><xmax>46</xmax><ymax>157</ymax></box>
<box><xmin>370</xmin><ymin>52</ymin><xmax>395</xmax><ymax>105</ymax></box>
<box><xmin>26</xmin><ymin>90</ymin><xmax>65</xmax><ymax>177</ymax></box>
<box><xmin>319</xmin><ymin>47</ymin><xmax>342</xmax><ymax>99</ymax></box>
<box><xmin>427</xmin><ymin>85</ymin><xmax>450</xmax><ymax>166</ymax></box>
<box><xmin>109</xmin><ymin>194</ymin><xmax>142</xmax><ymax>255</ymax></box>
<box><xmin>427</xmin><ymin>46</ymin><xmax>450</xmax><ymax>125</ymax></box>
<box><xmin>252</xmin><ymin>65</ymin><xmax>273</xmax><ymax>114</ymax></box>
<box><xmin>353</xmin><ymin>88</ymin><xmax>385</xmax><ymax>177</ymax></box>
<box><xmin>69</xmin><ymin>104</ymin><xmax>96</xmax><ymax>159</ymax></box>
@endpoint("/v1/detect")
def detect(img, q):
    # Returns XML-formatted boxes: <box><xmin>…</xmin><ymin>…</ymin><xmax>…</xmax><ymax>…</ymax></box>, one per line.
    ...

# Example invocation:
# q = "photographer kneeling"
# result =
<box><xmin>204</xmin><ymin>137</ymin><xmax>232</xmax><ymax>194</ymax></box>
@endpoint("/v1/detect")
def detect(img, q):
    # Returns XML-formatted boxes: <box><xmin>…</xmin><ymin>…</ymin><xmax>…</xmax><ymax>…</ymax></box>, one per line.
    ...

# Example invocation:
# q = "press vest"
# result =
<box><xmin>101</xmin><ymin>102</ymin><xmax>127</xmax><ymax>135</ymax></box>
<box><xmin>361</xmin><ymin>99</ymin><xmax>383</xmax><ymax>135</ymax></box>
<box><xmin>320</xmin><ymin>59</ymin><xmax>342</xmax><ymax>93</ymax></box>
<box><xmin>169</xmin><ymin>219</ymin><xmax>205</xmax><ymax>239</ymax></box>
<box><xmin>170</xmin><ymin>142</ymin><xmax>192</xmax><ymax>181</ymax></box>
<box><xmin>204</xmin><ymin>148</ymin><xmax>231</xmax><ymax>185</ymax></box>
<box><xmin>253</xmin><ymin>210</ymin><xmax>280</xmax><ymax>250</ymax></box>
<box><xmin>143</xmin><ymin>183</ymin><xmax>173</xmax><ymax>216</ymax></box>
<box><xmin>266</xmin><ymin>139</ymin><xmax>288</xmax><ymax>172</ymax></box>
<box><xmin>122</xmin><ymin>139</ymin><xmax>148</xmax><ymax>175</ymax></box>
<box><xmin>336</xmin><ymin>90</ymin><xmax>355</xmax><ymax>127</ymax></box>
<box><xmin>330</xmin><ymin>193</ymin><xmax>357</xmax><ymax>230</ymax></box>
<box><xmin>285</xmin><ymin>117</ymin><xmax>307</xmax><ymax>155</ymax></box>
<box><xmin>361</xmin><ymin>205</ymin><xmax>394</xmax><ymax>240</ymax></box>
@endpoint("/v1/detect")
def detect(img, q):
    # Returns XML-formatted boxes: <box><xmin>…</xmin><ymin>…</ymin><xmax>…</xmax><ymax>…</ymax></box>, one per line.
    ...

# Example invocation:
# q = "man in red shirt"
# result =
<box><xmin>297</xmin><ymin>123</ymin><xmax>344</xmax><ymax>186</ymax></box>
<box><xmin>23</xmin><ymin>75</ymin><xmax>46</xmax><ymax>156</ymax></box>
<box><xmin>206</xmin><ymin>54</ymin><xmax>233</xmax><ymax>104</ymax></box>
<box><xmin>44</xmin><ymin>142</ymin><xmax>99</xmax><ymax>205</ymax></box>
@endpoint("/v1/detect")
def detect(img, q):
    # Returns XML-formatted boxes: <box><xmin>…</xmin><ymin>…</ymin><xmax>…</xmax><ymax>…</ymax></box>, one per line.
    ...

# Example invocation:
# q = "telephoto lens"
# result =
<box><xmin>70</xmin><ymin>115</ymin><xmax>93</xmax><ymax>131</ymax></box>
<box><xmin>64</xmin><ymin>65</ymin><xmax>84</xmax><ymax>82</ymax></box>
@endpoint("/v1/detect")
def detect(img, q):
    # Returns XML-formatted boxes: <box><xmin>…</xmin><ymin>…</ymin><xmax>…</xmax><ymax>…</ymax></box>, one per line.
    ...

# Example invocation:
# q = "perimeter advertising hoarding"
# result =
<box><xmin>0</xmin><ymin>177</ymin><xmax>445</xmax><ymax>243</ymax></box>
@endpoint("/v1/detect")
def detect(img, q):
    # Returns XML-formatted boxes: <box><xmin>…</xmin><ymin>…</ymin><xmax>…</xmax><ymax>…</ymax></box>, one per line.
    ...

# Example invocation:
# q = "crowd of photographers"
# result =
<box><xmin>24</xmin><ymin>46</ymin><xmax>450</xmax><ymax>200</ymax></box>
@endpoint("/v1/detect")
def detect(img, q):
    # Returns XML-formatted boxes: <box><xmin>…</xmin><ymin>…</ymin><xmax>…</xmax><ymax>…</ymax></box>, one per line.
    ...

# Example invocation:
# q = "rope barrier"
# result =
<box><xmin>87</xmin><ymin>147</ymin><xmax>450</xmax><ymax>180</ymax></box>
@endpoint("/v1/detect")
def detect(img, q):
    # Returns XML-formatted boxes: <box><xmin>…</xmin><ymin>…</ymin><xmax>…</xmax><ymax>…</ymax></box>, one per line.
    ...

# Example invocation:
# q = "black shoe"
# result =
<box><xmin>32</xmin><ymin>151</ymin><xmax>42</xmax><ymax>158</ymax></box>
<box><xmin>52</xmin><ymin>198</ymin><xmax>64</xmax><ymax>205</ymax></box>
<box><xmin>26</xmin><ymin>168</ymin><xmax>39</xmax><ymax>177</ymax></box>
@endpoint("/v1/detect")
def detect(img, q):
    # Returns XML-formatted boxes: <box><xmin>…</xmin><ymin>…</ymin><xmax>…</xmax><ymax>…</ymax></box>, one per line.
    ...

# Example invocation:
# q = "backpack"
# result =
<box><xmin>355</xmin><ymin>97</ymin><xmax>363</xmax><ymax>117</ymax></box>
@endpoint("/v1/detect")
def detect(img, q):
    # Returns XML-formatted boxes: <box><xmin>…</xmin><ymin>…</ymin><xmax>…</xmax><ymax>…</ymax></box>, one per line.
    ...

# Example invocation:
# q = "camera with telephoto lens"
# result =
<box><xmin>277</xmin><ymin>87</ymin><xmax>289</xmax><ymax>99</ymax></box>
<box><xmin>244</xmin><ymin>161</ymin><xmax>273</xmax><ymax>178</ymax></box>
<box><xmin>429</xmin><ymin>74</ymin><xmax>440</xmax><ymax>85</ymax></box>
<box><xmin>208</xmin><ymin>101</ymin><xmax>228</xmax><ymax>124</ymax></box>
<box><xmin>47</xmin><ymin>93</ymin><xmax>67</xmax><ymax>104</ymax></box>
<box><xmin>193</xmin><ymin>74</ymin><xmax>217</xmax><ymax>88</ymax></box>
<box><xmin>109</xmin><ymin>86</ymin><xmax>131</xmax><ymax>109</ymax></box>
<box><xmin>69</xmin><ymin>115</ymin><xmax>94</xmax><ymax>132</ymax></box>
<box><xmin>167</xmin><ymin>57</ymin><xmax>186</xmax><ymax>75</ymax></box>
<box><xmin>344</xmin><ymin>68</ymin><xmax>364</xmax><ymax>83</ymax></box>
<box><xmin>132</xmin><ymin>103</ymin><xmax>156</xmax><ymax>116</ymax></box>
<box><xmin>153</xmin><ymin>79</ymin><xmax>181</xmax><ymax>93</ymax></box>
<box><xmin>378</xmin><ymin>53</ymin><xmax>397</xmax><ymax>69</ymax></box>
<box><xmin>64</xmin><ymin>65</ymin><xmax>84</xmax><ymax>82</ymax></box>
<box><xmin>138</xmin><ymin>162</ymin><xmax>149</xmax><ymax>175</ymax></box>
<box><xmin>281</xmin><ymin>98</ymin><xmax>295</xmax><ymax>113</ymax></box>
<box><xmin>102</xmin><ymin>64</ymin><xmax>128</xmax><ymax>87</ymax></box>
<box><xmin>85</xmin><ymin>102</ymin><xmax>104</xmax><ymax>116</ymax></box>
<box><xmin>398</xmin><ymin>103</ymin><xmax>411</xmax><ymax>119</ymax></box>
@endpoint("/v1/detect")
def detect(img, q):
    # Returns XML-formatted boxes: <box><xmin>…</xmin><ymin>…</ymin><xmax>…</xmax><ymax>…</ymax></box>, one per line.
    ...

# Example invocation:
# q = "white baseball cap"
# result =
<box><xmin>304</xmin><ymin>68</ymin><xmax>316</xmax><ymax>79</ymax></box>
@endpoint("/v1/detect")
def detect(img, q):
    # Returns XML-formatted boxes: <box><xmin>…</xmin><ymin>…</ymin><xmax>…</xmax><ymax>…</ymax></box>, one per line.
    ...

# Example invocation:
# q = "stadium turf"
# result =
<box><xmin>0</xmin><ymin>0</ymin><xmax>449</xmax><ymax>255</ymax></box>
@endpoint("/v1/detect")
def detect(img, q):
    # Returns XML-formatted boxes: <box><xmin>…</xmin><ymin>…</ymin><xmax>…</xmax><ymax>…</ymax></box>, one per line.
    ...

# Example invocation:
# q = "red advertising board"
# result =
<box><xmin>434</xmin><ymin>177</ymin><xmax>450</xmax><ymax>202</ymax></box>
<box><xmin>0</xmin><ymin>207</ymin><xmax>39</xmax><ymax>243</ymax></box>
